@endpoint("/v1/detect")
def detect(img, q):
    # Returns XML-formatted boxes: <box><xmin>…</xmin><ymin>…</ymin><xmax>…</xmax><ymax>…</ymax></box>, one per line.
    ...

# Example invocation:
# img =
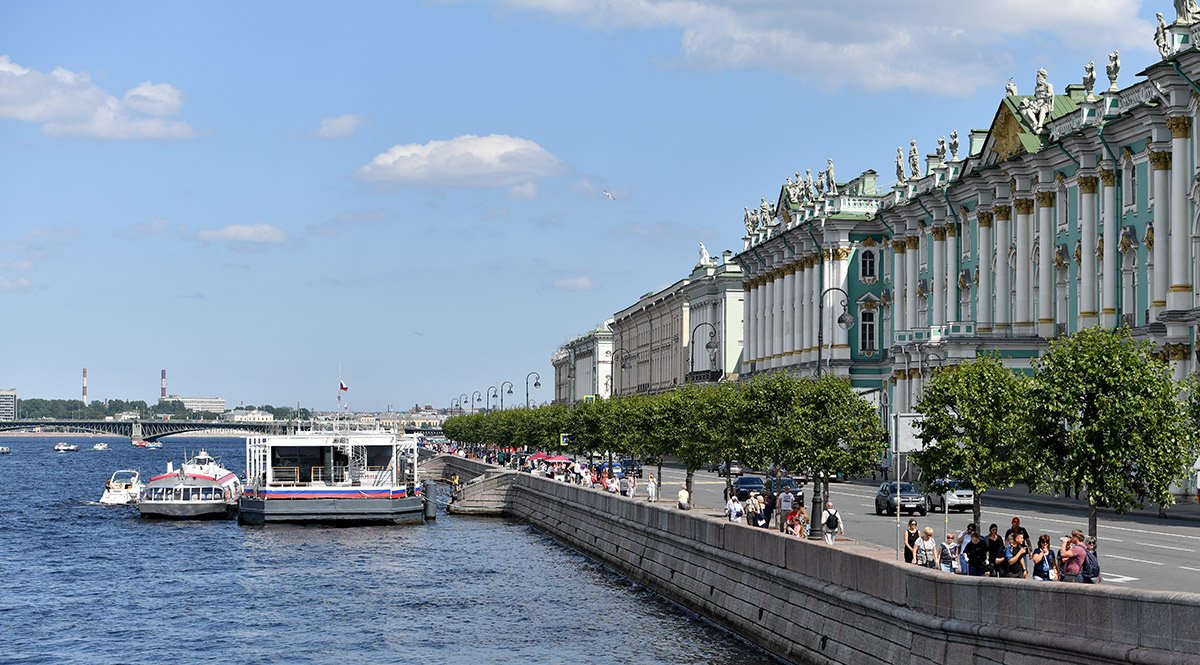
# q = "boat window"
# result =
<box><xmin>174</xmin><ymin>488</ymin><xmax>182</xmax><ymax>501</ymax></box>
<box><xmin>201</xmin><ymin>488</ymin><xmax>213</xmax><ymax>501</ymax></box>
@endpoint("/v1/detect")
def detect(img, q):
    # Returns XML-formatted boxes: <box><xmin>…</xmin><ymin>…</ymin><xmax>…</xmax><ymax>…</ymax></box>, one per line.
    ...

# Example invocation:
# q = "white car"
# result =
<box><xmin>926</xmin><ymin>479</ymin><xmax>974</xmax><ymax>513</ymax></box>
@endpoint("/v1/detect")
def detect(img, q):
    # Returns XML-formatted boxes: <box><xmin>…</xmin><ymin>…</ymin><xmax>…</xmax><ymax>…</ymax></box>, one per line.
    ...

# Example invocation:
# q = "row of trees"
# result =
<box><xmin>443</xmin><ymin>373</ymin><xmax>888</xmax><ymax>520</ymax></box>
<box><xmin>914</xmin><ymin>327</ymin><xmax>1200</xmax><ymax>537</ymax></box>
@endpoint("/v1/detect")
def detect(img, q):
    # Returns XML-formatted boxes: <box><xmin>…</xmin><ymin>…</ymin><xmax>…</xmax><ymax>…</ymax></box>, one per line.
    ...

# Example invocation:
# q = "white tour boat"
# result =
<box><xmin>138</xmin><ymin>450</ymin><xmax>242</xmax><ymax>519</ymax></box>
<box><xmin>99</xmin><ymin>470</ymin><xmax>144</xmax><ymax>505</ymax></box>
<box><xmin>54</xmin><ymin>442</ymin><xmax>80</xmax><ymax>453</ymax></box>
<box><xmin>239</xmin><ymin>430</ymin><xmax>425</xmax><ymax>525</ymax></box>
<box><xmin>92</xmin><ymin>442</ymin><xmax>109</xmax><ymax>451</ymax></box>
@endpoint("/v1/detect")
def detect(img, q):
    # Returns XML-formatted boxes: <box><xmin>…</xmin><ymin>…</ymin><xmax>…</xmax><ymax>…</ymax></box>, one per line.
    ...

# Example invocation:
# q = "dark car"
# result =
<box><xmin>765</xmin><ymin>477</ymin><xmax>804</xmax><ymax>507</ymax></box>
<box><xmin>874</xmin><ymin>482</ymin><xmax>926</xmax><ymax>516</ymax></box>
<box><xmin>618</xmin><ymin>458</ymin><xmax>643</xmax><ymax>478</ymax></box>
<box><xmin>728</xmin><ymin>475</ymin><xmax>766</xmax><ymax>500</ymax></box>
<box><xmin>594</xmin><ymin>462</ymin><xmax>624</xmax><ymax>478</ymax></box>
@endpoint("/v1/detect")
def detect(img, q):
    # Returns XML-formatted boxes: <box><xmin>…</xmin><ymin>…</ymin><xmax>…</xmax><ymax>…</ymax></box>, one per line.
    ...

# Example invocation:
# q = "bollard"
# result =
<box><xmin>423</xmin><ymin>481</ymin><xmax>436</xmax><ymax>521</ymax></box>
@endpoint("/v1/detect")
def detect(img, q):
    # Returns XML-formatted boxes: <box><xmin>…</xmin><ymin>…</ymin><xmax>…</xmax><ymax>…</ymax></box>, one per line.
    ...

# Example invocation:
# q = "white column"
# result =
<box><xmin>773</xmin><ymin>271</ymin><xmax>785</xmax><ymax>367</ymax></box>
<box><xmin>946</xmin><ymin>223</ymin><xmax>959</xmax><ymax>323</ymax></box>
<box><xmin>978</xmin><ymin>212</ymin><xmax>994</xmax><ymax>332</ymax></box>
<box><xmin>832</xmin><ymin>247</ymin><xmax>851</xmax><ymax>361</ymax></box>
<box><xmin>894</xmin><ymin>369</ymin><xmax>908</xmax><ymax>415</ymax></box>
<box><xmin>1036</xmin><ymin>191</ymin><xmax>1056</xmax><ymax>338</ymax></box>
<box><xmin>1014</xmin><ymin>197</ymin><xmax>1034</xmax><ymax>334</ymax></box>
<box><xmin>807</xmin><ymin>255</ymin><xmax>819</xmax><ymax>365</ymax></box>
<box><xmin>782</xmin><ymin>266</ymin><xmax>795</xmax><ymax>363</ymax></box>
<box><xmin>1079</xmin><ymin>176</ymin><xmax>1099</xmax><ymax>327</ymax></box>
<box><xmin>994</xmin><ymin>204</ymin><xmax>1012</xmax><ymax>333</ymax></box>
<box><xmin>1150</xmin><ymin>150</ymin><xmax>1171</xmax><ymax>320</ymax></box>
<box><xmin>904</xmin><ymin>236</ymin><xmax>918</xmax><ymax>329</ymax></box>
<box><xmin>752</xmin><ymin>279</ymin><xmax>762</xmax><ymax>371</ymax></box>
<box><xmin>892</xmin><ymin>240</ymin><xmax>907</xmax><ymax>340</ymax></box>
<box><xmin>932</xmin><ymin>226</ymin><xmax>947</xmax><ymax>327</ymax></box>
<box><xmin>793</xmin><ymin>262</ymin><xmax>805</xmax><ymax>358</ymax></box>
<box><xmin>763</xmin><ymin>274</ymin><xmax>775</xmax><ymax>368</ymax></box>
<box><xmin>1100</xmin><ymin>170</ymin><xmax>1118</xmax><ymax>328</ymax></box>
<box><xmin>800</xmin><ymin>258</ymin><xmax>812</xmax><ymax>364</ymax></box>
<box><xmin>742</xmin><ymin>285</ymin><xmax>753</xmax><ymax>375</ymax></box>
<box><xmin>1168</xmin><ymin>116</ymin><xmax>1194</xmax><ymax>312</ymax></box>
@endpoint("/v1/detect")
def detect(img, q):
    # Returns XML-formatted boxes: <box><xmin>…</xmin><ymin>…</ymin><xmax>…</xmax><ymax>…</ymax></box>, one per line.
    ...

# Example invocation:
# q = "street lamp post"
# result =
<box><xmin>471</xmin><ymin>390</ymin><xmax>482</xmax><ymax>414</ymax></box>
<box><xmin>688</xmin><ymin>321</ymin><xmax>721</xmax><ymax>381</ymax></box>
<box><xmin>525</xmin><ymin>372</ymin><xmax>541</xmax><ymax>408</ymax></box>
<box><xmin>451</xmin><ymin>398</ymin><xmax>460</xmax><ymax>415</ymax></box>
<box><xmin>487</xmin><ymin>386</ymin><xmax>499</xmax><ymax>412</ymax></box>
<box><xmin>565</xmin><ymin>358</ymin><xmax>577</xmax><ymax>404</ymax></box>
<box><xmin>612</xmin><ymin>348</ymin><xmax>632</xmax><ymax>396</ymax></box>
<box><xmin>499</xmin><ymin>381</ymin><xmax>514</xmax><ymax>410</ymax></box>
<box><xmin>811</xmin><ymin>285</ymin><xmax>855</xmax><ymax>542</ymax></box>
<box><xmin>459</xmin><ymin>394</ymin><xmax>469</xmax><ymax>415</ymax></box>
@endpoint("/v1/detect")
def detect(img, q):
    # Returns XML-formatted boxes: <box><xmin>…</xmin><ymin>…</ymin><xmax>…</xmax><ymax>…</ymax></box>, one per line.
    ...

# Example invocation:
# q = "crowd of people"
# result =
<box><xmin>900</xmin><ymin>516</ymin><xmax>1102</xmax><ymax>583</ymax></box>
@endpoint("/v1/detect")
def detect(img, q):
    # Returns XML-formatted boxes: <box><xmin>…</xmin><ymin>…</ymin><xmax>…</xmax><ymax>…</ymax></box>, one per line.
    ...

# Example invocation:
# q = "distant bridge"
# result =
<box><xmin>0</xmin><ymin>419</ymin><xmax>296</xmax><ymax>442</ymax></box>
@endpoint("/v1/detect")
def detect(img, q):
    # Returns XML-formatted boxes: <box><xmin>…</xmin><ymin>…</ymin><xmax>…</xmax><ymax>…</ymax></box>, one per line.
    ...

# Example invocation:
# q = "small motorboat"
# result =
<box><xmin>145</xmin><ymin>441</ymin><xmax>163</xmax><ymax>450</ymax></box>
<box><xmin>0</xmin><ymin>446</ymin><xmax>10</xmax><ymax>454</ymax></box>
<box><xmin>131</xmin><ymin>440</ymin><xmax>148</xmax><ymax>448</ymax></box>
<box><xmin>93</xmin><ymin>442</ymin><xmax>109</xmax><ymax>451</ymax></box>
<box><xmin>54</xmin><ymin>442</ymin><xmax>80</xmax><ymax>453</ymax></box>
<box><xmin>100</xmin><ymin>470</ymin><xmax>144</xmax><ymax>505</ymax></box>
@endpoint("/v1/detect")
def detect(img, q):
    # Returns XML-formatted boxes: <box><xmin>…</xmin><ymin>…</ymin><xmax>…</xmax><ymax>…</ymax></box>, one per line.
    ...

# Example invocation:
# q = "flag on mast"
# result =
<box><xmin>339</xmin><ymin>380</ymin><xmax>349</xmax><ymax>392</ymax></box>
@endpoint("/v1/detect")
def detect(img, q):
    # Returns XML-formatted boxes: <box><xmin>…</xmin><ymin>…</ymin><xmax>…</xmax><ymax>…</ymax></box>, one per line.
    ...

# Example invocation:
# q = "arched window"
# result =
<box><xmin>861</xmin><ymin>250</ymin><xmax>877</xmax><ymax>279</ymax></box>
<box><xmin>859</xmin><ymin>310</ymin><xmax>876</xmax><ymax>352</ymax></box>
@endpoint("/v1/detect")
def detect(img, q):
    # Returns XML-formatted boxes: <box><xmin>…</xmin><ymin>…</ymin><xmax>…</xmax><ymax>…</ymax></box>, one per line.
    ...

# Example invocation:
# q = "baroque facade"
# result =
<box><xmin>551</xmin><ymin>321</ymin><xmax>614</xmax><ymax>405</ymax></box>
<box><xmin>734</xmin><ymin>16</ymin><xmax>1200</xmax><ymax>425</ymax></box>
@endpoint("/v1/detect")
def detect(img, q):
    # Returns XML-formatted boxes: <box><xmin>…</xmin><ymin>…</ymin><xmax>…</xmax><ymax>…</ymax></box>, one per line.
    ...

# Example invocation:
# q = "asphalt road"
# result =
<box><xmin>641</xmin><ymin>465</ymin><xmax>1200</xmax><ymax>595</ymax></box>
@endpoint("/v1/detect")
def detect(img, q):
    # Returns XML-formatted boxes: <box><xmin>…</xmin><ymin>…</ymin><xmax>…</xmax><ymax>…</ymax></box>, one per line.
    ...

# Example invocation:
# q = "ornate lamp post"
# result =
<box><xmin>459</xmin><ymin>393</ymin><xmax>469</xmax><ymax>415</ymax></box>
<box><xmin>811</xmin><ymin>285</ymin><xmax>855</xmax><ymax>541</ymax></box>
<box><xmin>525</xmin><ymin>371</ymin><xmax>541</xmax><ymax>408</ymax></box>
<box><xmin>486</xmin><ymin>386</ymin><xmax>499</xmax><ymax>412</ymax></box>
<box><xmin>688</xmin><ymin>321</ymin><xmax>721</xmax><ymax>380</ymax></box>
<box><xmin>471</xmin><ymin>390</ymin><xmax>482</xmax><ymax>414</ymax></box>
<box><xmin>451</xmin><ymin>398</ymin><xmax>460</xmax><ymax>415</ymax></box>
<box><xmin>499</xmin><ymin>381</ymin><xmax>514</xmax><ymax>410</ymax></box>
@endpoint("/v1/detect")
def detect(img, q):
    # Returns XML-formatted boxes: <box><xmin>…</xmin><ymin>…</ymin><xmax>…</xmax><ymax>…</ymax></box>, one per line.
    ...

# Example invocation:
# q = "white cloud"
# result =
<box><xmin>0</xmin><ymin>277</ymin><xmax>32</xmax><ymax>291</ymax></box>
<box><xmin>0</xmin><ymin>259</ymin><xmax>32</xmax><ymax>271</ymax></box>
<box><xmin>315</xmin><ymin>114</ymin><xmax>364</xmax><ymax>139</ymax></box>
<box><xmin>195</xmin><ymin>223</ymin><xmax>288</xmax><ymax>251</ymax></box>
<box><xmin>510</xmin><ymin>182</ymin><xmax>539</xmax><ymax>199</ymax></box>
<box><xmin>553</xmin><ymin>275</ymin><xmax>595</xmax><ymax>290</ymax></box>
<box><xmin>9</xmin><ymin>225</ymin><xmax>79</xmax><ymax>259</ymax></box>
<box><xmin>493</xmin><ymin>1</ymin><xmax>1152</xmax><ymax>95</ymax></box>
<box><xmin>0</xmin><ymin>55</ymin><xmax>197</xmax><ymax>139</ymax></box>
<box><xmin>357</xmin><ymin>133</ymin><xmax>566</xmax><ymax>186</ymax></box>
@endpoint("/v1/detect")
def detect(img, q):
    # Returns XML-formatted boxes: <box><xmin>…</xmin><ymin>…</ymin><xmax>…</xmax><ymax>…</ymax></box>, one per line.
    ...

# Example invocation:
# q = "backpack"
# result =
<box><xmin>1081</xmin><ymin>550</ymin><xmax>1100</xmax><ymax>582</ymax></box>
<box><xmin>824</xmin><ymin>510</ymin><xmax>840</xmax><ymax>531</ymax></box>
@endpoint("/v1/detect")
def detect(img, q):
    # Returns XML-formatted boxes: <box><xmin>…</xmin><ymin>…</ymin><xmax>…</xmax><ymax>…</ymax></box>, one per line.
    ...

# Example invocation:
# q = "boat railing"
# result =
<box><xmin>272</xmin><ymin>466</ymin><xmax>300</xmax><ymax>485</ymax></box>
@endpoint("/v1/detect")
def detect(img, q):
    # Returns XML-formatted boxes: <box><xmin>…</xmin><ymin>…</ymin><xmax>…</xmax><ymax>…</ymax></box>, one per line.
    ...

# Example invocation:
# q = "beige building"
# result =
<box><xmin>551</xmin><ymin>321</ymin><xmax>614</xmax><ymax>404</ymax></box>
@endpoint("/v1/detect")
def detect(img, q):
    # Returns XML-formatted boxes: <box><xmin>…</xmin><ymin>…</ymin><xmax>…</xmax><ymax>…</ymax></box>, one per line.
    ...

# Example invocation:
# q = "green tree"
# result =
<box><xmin>912</xmin><ymin>355</ymin><xmax>1032</xmax><ymax>528</ymax></box>
<box><xmin>741</xmin><ymin>372</ymin><xmax>807</xmax><ymax>498</ymax></box>
<box><xmin>1030</xmin><ymin>327</ymin><xmax>1197</xmax><ymax>538</ymax></box>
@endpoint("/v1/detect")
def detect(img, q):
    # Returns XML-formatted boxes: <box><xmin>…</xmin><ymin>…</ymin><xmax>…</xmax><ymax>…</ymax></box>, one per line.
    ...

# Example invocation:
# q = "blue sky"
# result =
<box><xmin>0</xmin><ymin>1</ymin><xmax>1162</xmax><ymax>411</ymax></box>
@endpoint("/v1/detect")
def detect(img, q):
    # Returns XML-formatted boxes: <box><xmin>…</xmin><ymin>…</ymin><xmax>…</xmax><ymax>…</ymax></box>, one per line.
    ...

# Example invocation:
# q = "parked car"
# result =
<box><xmin>874</xmin><ymin>482</ymin><xmax>926</xmax><ymax>516</ymax></box>
<box><xmin>618</xmin><ymin>458</ymin><xmax>643</xmax><ymax>478</ymax></box>
<box><xmin>765</xmin><ymin>476</ymin><xmax>804</xmax><ymax>507</ymax></box>
<box><xmin>728</xmin><ymin>475</ymin><xmax>766</xmax><ymax>500</ymax></box>
<box><xmin>719</xmin><ymin>460</ymin><xmax>745</xmax><ymax>477</ymax></box>
<box><xmin>925</xmin><ymin>479</ymin><xmax>974</xmax><ymax>513</ymax></box>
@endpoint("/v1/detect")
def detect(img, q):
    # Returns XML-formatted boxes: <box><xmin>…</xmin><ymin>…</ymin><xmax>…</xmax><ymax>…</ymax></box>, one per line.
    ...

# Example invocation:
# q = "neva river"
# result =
<box><xmin>0</xmin><ymin>436</ymin><xmax>776</xmax><ymax>664</ymax></box>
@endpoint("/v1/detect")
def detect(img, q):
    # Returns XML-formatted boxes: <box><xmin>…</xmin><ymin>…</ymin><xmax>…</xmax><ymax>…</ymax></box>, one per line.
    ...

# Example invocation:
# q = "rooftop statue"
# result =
<box><xmin>895</xmin><ymin>147</ymin><xmax>907</xmax><ymax>184</ymax></box>
<box><xmin>1005</xmin><ymin>78</ymin><xmax>1018</xmax><ymax>97</ymax></box>
<box><xmin>1156</xmin><ymin>13</ymin><xmax>1172</xmax><ymax>58</ymax></box>
<box><xmin>826</xmin><ymin>158</ymin><xmax>838</xmax><ymax>195</ymax></box>
<box><xmin>1019</xmin><ymin>67</ymin><xmax>1054</xmax><ymax>133</ymax></box>
<box><xmin>1177</xmin><ymin>0</ymin><xmax>1199</xmax><ymax>25</ymax></box>
<box><xmin>936</xmin><ymin>136</ymin><xmax>946</xmax><ymax>161</ymax></box>
<box><xmin>814</xmin><ymin>170</ymin><xmax>825</xmax><ymax>196</ymax></box>
<box><xmin>804</xmin><ymin>169</ymin><xmax>815</xmax><ymax>200</ymax></box>
<box><xmin>1106</xmin><ymin>51</ymin><xmax>1120</xmax><ymax>91</ymax></box>
<box><xmin>760</xmin><ymin>197</ymin><xmax>771</xmax><ymax>222</ymax></box>
<box><xmin>743</xmin><ymin>207</ymin><xmax>756</xmax><ymax>235</ymax></box>
<box><xmin>908</xmin><ymin>140</ymin><xmax>920</xmax><ymax>179</ymax></box>
<box><xmin>1083</xmin><ymin>61</ymin><xmax>1096</xmax><ymax>100</ymax></box>
<box><xmin>948</xmin><ymin>130</ymin><xmax>960</xmax><ymax>161</ymax></box>
<box><xmin>698</xmin><ymin>242</ymin><xmax>712</xmax><ymax>266</ymax></box>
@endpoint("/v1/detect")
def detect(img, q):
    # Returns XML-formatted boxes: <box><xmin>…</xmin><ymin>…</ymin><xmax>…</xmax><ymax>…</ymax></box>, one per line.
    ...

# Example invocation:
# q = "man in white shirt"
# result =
<box><xmin>777</xmin><ymin>488</ymin><xmax>795</xmax><ymax>532</ymax></box>
<box><xmin>820</xmin><ymin>501</ymin><xmax>844</xmax><ymax>544</ymax></box>
<box><xmin>677</xmin><ymin>483</ymin><xmax>690</xmax><ymax>510</ymax></box>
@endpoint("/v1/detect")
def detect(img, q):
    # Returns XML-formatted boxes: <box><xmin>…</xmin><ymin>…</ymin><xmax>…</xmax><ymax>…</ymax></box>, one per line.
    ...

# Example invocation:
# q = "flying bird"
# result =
<box><xmin>602</xmin><ymin>190</ymin><xmax>615</xmax><ymax>200</ymax></box>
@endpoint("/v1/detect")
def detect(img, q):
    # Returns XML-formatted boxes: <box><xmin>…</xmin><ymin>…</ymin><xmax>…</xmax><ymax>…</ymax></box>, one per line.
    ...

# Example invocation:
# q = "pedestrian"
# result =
<box><xmin>777</xmin><ymin>487</ymin><xmax>795</xmax><ymax>532</ymax></box>
<box><xmin>904</xmin><ymin>519</ymin><xmax>920</xmax><ymax>564</ymax></box>
<box><xmin>1080</xmin><ymin>536</ymin><xmax>1101</xmax><ymax>584</ymax></box>
<box><xmin>820</xmin><ymin>501</ymin><xmax>843</xmax><ymax>545</ymax></box>
<box><xmin>1031</xmin><ymin>534</ymin><xmax>1058</xmax><ymax>581</ymax></box>
<box><xmin>939</xmin><ymin>532</ymin><xmax>960</xmax><ymax>573</ymax></box>
<box><xmin>677</xmin><ymin>482</ymin><xmax>691</xmax><ymax>510</ymax></box>
<box><xmin>745</xmin><ymin>493</ymin><xmax>762</xmax><ymax>527</ymax></box>
<box><xmin>646</xmin><ymin>474</ymin><xmax>658</xmax><ymax>503</ymax></box>
<box><xmin>619</xmin><ymin>474</ymin><xmax>630</xmax><ymax>496</ymax></box>
<box><xmin>628</xmin><ymin>473</ymin><xmax>638</xmax><ymax>498</ymax></box>
<box><xmin>962</xmin><ymin>529</ymin><xmax>988</xmax><ymax>576</ymax></box>
<box><xmin>1059</xmin><ymin>530</ymin><xmax>1087</xmax><ymax>582</ymax></box>
<box><xmin>915</xmin><ymin>527</ymin><xmax>938</xmax><ymax>569</ymax></box>
<box><xmin>725</xmin><ymin>494</ymin><xmax>744</xmax><ymax>523</ymax></box>
<box><xmin>956</xmin><ymin>523</ymin><xmax>977</xmax><ymax>572</ymax></box>
<box><xmin>1003</xmin><ymin>533</ymin><xmax>1029</xmax><ymax>578</ymax></box>
<box><xmin>760</xmin><ymin>490</ymin><xmax>775</xmax><ymax>529</ymax></box>
<box><xmin>985</xmin><ymin>524</ymin><xmax>1005</xmax><ymax>577</ymax></box>
<box><xmin>1005</xmin><ymin>516</ymin><xmax>1032</xmax><ymax>573</ymax></box>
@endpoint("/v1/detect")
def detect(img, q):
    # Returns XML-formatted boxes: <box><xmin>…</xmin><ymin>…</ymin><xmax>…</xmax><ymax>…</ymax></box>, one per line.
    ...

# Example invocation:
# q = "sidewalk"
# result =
<box><xmin>847</xmin><ymin>477</ymin><xmax>1200</xmax><ymax>524</ymax></box>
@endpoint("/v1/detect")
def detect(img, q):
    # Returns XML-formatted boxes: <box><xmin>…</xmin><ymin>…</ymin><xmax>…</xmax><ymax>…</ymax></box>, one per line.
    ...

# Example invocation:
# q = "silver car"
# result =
<box><xmin>926</xmin><ymin>479</ymin><xmax>974</xmax><ymax>513</ymax></box>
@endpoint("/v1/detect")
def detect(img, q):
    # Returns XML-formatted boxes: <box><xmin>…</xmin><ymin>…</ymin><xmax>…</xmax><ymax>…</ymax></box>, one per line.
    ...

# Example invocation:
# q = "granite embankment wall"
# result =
<box><xmin>423</xmin><ymin>455</ymin><xmax>1200</xmax><ymax>665</ymax></box>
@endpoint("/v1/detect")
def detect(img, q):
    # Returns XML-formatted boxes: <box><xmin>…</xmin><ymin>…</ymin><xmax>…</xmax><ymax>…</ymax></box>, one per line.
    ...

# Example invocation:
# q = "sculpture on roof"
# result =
<box><xmin>826</xmin><ymin>158</ymin><xmax>838</xmax><ymax>195</ymax></box>
<box><xmin>1106</xmin><ymin>51</ymin><xmax>1120</xmax><ymax>91</ymax></box>
<box><xmin>1156</xmin><ymin>13</ymin><xmax>1172</xmax><ymax>58</ymax></box>
<box><xmin>814</xmin><ymin>170</ymin><xmax>826</xmax><ymax>196</ymax></box>
<box><xmin>760</xmin><ymin>197</ymin><xmax>772</xmax><ymax>223</ymax></box>
<box><xmin>785</xmin><ymin>175</ymin><xmax>801</xmax><ymax>204</ymax></box>
<box><xmin>1019</xmin><ymin>68</ymin><xmax>1055</xmax><ymax>133</ymax></box>
<box><xmin>1176</xmin><ymin>0</ymin><xmax>1199</xmax><ymax>25</ymax></box>
<box><xmin>1005</xmin><ymin>78</ymin><xmax>1018</xmax><ymax>97</ymax></box>
<box><xmin>1083</xmin><ymin>61</ymin><xmax>1096</xmax><ymax>100</ymax></box>
<box><xmin>936</xmin><ymin>136</ymin><xmax>946</xmax><ymax>161</ymax></box>
<box><xmin>698</xmin><ymin>242</ymin><xmax>712</xmax><ymax>266</ymax></box>
<box><xmin>743</xmin><ymin>207</ymin><xmax>757</xmax><ymax>235</ymax></box>
<box><xmin>804</xmin><ymin>169</ymin><xmax>815</xmax><ymax>200</ymax></box>
<box><xmin>948</xmin><ymin>130</ymin><xmax>960</xmax><ymax>161</ymax></box>
<box><xmin>908</xmin><ymin>140</ymin><xmax>921</xmax><ymax>179</ymax></box>
<box><xmin>895</xmin><ymin>147</ymin><xmax>907</xmax><ymax>184</ymax></box>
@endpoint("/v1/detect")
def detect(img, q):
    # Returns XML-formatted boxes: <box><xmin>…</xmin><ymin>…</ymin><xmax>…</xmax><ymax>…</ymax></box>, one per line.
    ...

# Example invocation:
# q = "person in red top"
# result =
<box><xmin>1060</xmin><ymin>529</ymin><xmax>1087</xmax><ymax>582</ymax></box>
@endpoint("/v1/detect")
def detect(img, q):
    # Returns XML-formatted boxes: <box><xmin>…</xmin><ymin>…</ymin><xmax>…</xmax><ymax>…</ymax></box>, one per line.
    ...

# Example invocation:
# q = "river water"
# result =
<box><xmin>0</xmin><ymin>436</ymin><xmax>777</xmax><ymax>664</ymax></box>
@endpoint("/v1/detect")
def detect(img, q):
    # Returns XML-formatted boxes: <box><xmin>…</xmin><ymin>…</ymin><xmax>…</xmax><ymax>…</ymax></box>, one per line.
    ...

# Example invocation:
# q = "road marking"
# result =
<box><xmin>1137</xmin><ymin>542</ymin><xmax>1197</xmax><ymax>553</ymax></box>
<box><xmin>1102</xmin><ymin>573</ymin><xmax>1139</xmax><ymax>583</ymax></box>
<box><xmin>1180</xmin><ymin>566</ymin><xmax>1200</xmax><ymax>573</ymax></box>
<box><xmin>1105</xmin><ymin>554</ymin><xmax>1163</xmax><ymax>566</ymax></box>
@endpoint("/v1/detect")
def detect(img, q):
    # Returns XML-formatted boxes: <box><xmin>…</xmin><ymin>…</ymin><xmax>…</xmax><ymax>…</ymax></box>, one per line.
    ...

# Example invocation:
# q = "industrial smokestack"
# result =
<box><xmin>161</xmin><ymin>369</ymin><xmax>167</xmax><ymax>399</ymax></box>
<box><xmin>82</xmin><ymin>368</ymin><xmax>88</xmax><ymax>406</ymax></box>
